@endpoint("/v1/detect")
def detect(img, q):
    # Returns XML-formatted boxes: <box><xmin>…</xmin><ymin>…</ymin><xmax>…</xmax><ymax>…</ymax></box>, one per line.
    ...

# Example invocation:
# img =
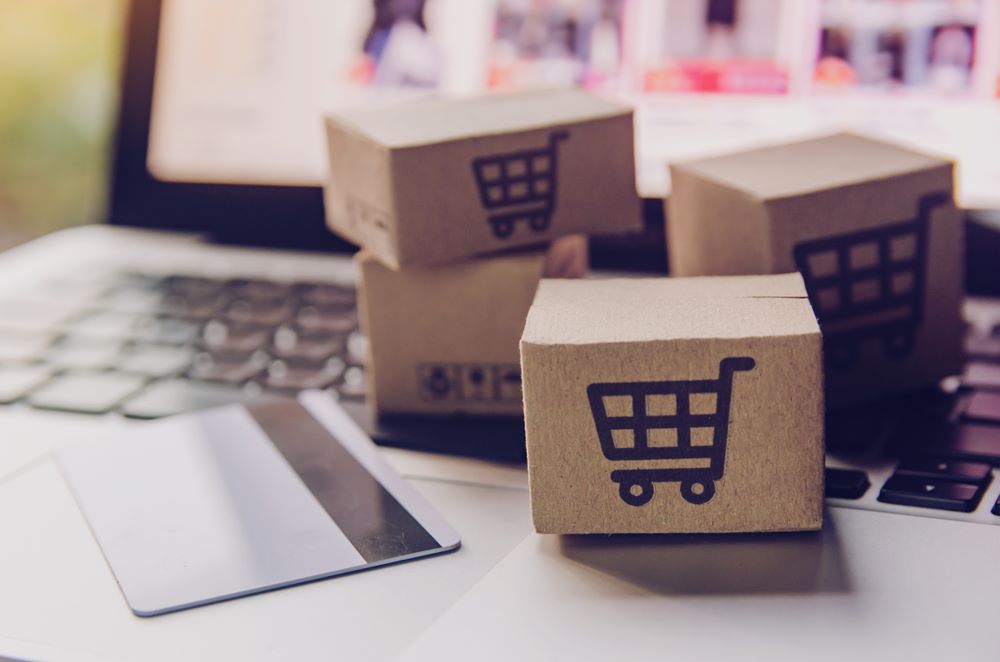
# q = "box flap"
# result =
<box><xmin>327</xmin><ymin>88</ymin><xmax>631</xmax><ymax>149</ymax></box>
<box><xmin>521</xmin><ymin>274</ymin><xmax>817</xmax><ymax>345</ymax></box>
<box><xmin>673</xmin><ymin>133</ymin><xmax>952</xmax><ymax>201</ymax></box>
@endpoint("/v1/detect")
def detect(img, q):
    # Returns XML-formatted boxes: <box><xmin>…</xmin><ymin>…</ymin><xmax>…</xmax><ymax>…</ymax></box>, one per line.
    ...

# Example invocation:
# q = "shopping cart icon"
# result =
<box><xmin>793</xmin><ymin>192</ymin><xmax>948</xmax><ymax>371</ymax></box>
<box><xmin>471</xmin><ymin>130</ymin><xmax>569</xmax><ymax>239</ymax></box>
<box><xmin>587</xmin><ymin>357</ymin><xmax>755</xmax><ymax>507</ymax></box>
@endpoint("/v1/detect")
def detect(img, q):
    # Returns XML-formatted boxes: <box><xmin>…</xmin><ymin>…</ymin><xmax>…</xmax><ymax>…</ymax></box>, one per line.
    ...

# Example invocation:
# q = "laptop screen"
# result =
<box><xmin>146</xmin><ymin>0</ymin><xmax>794</xmax><ymax>198</ymax></box>
<box><xmin>147</xmin><ymin>0</ymin><xmax>497</xmax><ymax>188</ymax></box>
<box><xmin>143</xmin><ymin>0</ymin><xmax>999</xmax><ymax>207</ymax></box>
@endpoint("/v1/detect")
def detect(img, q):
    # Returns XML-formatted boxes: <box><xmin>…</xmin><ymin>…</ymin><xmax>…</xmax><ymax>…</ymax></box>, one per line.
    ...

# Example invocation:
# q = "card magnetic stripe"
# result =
<box><xmin>247</xmin><ymin>399</ymin><xmax>441</xmax><ymax>563</ymax></box>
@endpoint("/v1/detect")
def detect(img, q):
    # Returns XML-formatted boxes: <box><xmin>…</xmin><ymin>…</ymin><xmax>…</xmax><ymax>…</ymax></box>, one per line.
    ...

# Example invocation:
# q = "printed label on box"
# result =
<box><xmin>345</xmin><ymin>196</ymin><xmax>394</xmax><ymax>257</ymax></box>
<box><xmin>418</xmin><ymin>363</ymin><xmax>522</xmax><ymax>404</ymax></box>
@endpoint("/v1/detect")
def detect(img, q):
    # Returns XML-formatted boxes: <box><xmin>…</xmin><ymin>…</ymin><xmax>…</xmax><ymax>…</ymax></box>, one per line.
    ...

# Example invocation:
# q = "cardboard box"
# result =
<box><xmin>324</xmin><ymin>89</ymin><xmax>641</xmax><ymax>268</ymax></box>
<box><xmin>668</xmin><ymin>133</ymin><xmax>964</xmax><ymax>407</ymax></box>
<box><xmin>520</xmin><ymin>274</ymin><xmax>824</xmax><ymax>535</ymax></box>
<box><xmin>357</xmin><ymin>238</ymin><xmax>586</xmax><ymax>416</ymax></box>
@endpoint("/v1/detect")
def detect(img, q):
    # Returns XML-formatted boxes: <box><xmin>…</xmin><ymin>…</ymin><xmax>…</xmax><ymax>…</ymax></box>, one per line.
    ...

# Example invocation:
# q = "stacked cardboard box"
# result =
<box><xmin>323</xmin><ymin>89</ymin><xmax>643</xmax><ymax>417</ymax></box>
<box><xmin>667</xmin><ymin>133</ymin><xmax>963</xmax><ymax>408</ymax></box>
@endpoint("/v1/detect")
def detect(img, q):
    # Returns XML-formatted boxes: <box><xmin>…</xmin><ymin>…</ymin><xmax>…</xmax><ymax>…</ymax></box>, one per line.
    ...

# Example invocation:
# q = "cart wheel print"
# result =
<box><xmin>591</xmin><ymin>357</ymin><xmax>755</xmax><ymax>507</ymax></box>
<box><xmin>490</xmin><ymin>218</ymin><xmax>514</xmax><ymax>239</ymax></box>
<box><xmin>681</xmin><ymin>480</ymin><xmax>715</xmax><ymax>505</ymax></box>
<box><xmin>883</xmin><ymin>332</ymin><xmax>915</xmax><ymax>358</ymax></box>
<box><xmin>619</xmin><ymin>479</ymin><xmax>654</xmax><ymax>507</ymax></box>
<box><xmin>471</xmin><ymin>131</ymin><xmax>569</xmax><ymax>241</ymax></box>
<box><xmin>529</xmin><ymin>213</ymin><xmax>551</xmax><ymax>233</ymax></box>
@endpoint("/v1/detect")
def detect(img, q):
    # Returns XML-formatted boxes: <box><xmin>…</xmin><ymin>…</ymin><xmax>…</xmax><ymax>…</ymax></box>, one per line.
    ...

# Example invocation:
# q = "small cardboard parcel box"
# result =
<box><xmin>357</xmin><ymin>242</ymin><xmax>584</xmax><ymax>416</ymax></box>
<box><xmin>667</xmin><ymin>133</ymin><xmax>964</xmax><ymax>408</ymax></box>
<box><xmin>324</xmin><ymin>89</ymin><xmax>641</xmax><ymax>268</ymax></box>
<box><xmin>520</xmin><ymin>274</ymin><xmax>823</xmax><ymax>535</ymax></box>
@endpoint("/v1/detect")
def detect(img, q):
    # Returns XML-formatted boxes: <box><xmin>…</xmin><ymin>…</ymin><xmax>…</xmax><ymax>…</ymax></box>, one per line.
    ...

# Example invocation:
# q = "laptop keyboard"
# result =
<box><xmin>4</xmin><ymin>269</ymin><xmax>1000</xmax><ymax>523</ymax></box>
<box><xmin>820</xmin><ymin>316</ymin><xmax>1000</xmax><ymax>521</ymax></box>
<box><xmin>0</xmin><ymin>270</ymin><xmax>366</xmax><ymax>418</ymax></box>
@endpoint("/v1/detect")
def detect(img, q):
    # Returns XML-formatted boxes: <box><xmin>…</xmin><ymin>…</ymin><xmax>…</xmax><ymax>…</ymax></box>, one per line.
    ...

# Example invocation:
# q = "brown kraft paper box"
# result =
<box><xmin>520</xmin><ymin>274</ymin><xmax>824</xmax><ymax>535</ymax></box>
<box><xmin>324</xmin><ymin>88</ymin><xmax>641</xmax><ymax>268</ymax></box>
<box><xmin>667</xmin><ymin>133</ymin><xmax>964</xmax><ymax>408</ymax></box>
<box><xmin>356</xmin><ymin>239</ymin><xmax>586</xmax><ymax>416</ymax></box>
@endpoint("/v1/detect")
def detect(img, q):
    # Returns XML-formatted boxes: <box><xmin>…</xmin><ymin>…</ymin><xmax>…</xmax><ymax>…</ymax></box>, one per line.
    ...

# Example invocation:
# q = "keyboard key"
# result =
<box><xmin>965</xmin><ymin>334</ymin><xmax>1000</xmax><ymax>361</ymax></box>
<box><xmin>0</xmin><ymin>298</ymin><xmax>83</xmax><ymax>330</ymax></box>
<box><xmin>26</xmin><ymin>278</ymin><xmax>111</xmax><ymax>304</ymax></box>
<box><xmin>0</xmin><ymin>328</ymin><xmax>57</xmax><ymax>362</ymax></box>
<box><xmin>271</xmin><ymin>326</ymin><xmax>343</xmax><ymax>362</ymax></box>
<box><xmin>139</xmin><ymin>317</ymin><xmax>201</xmax><ymax>346</ymax></box>
<box><xmin>156</xmin><ymin>292</ymin><xmax>226</xmax><ymax>320</ymax></box>
<box><xmin>120</xmin><ymin>379</ymin><xmax>255</xmax><ymax>419</ymax></box>
<box><xmin>894</xmin><ymin>418</ymin><xmax>1000</xmax><ymax>465</ymax></box>
<box><xmin>64</xmin><ymin>313</ymin><xmax>201</xmax><ymax>347</ymax></box>
<box><xmin>947</xmin><ymin>423</ymin><xmax>1000</xmax><ymax>465</ymax></box>
<box><xmin>263</xmin><ymin>360</ymin><xmax>342</xmax><ymax>391</ymax></box>
<box><xmin>47</xmin><ymin>339</ymin><xmax>125</xmax><ymax>371</ymax></box>
<box><xmin>97</xmin><ymin>288</ymin><xmax>165</xmax><ymax>314</ymax></box>
<box><xmin>878</xmin><ymin>475</ymin><xmax>984</xmax><ymax>512</ymax></box>
<box><xmin>824</xmin><ymin>468</ymin><xmax>870</xmax><ymax>499</ymax></box>
<box><xmin>111</xmin><ymin>271</ymin><xmax>164</xmax><ymax>291</ymax></box>
<box><xmin>323</xmin><ymin>356</ymin><xmax>347</xmax><ymax>378</ymax></box>
<box><xmin>226</xmin><ymin>279</ymin><xmax>294</xmax><ymax>302</ymax></box>
<box><xmin>28</xmin><ymin>372</ymin><xmax>147</xmax><ymax>414</ymax></box>
<box><xmin>68</xmin><ymin>311</ymin><xmax>146</xmax><ymax>340</ymax></box>
<box><xmin>68</xmin><ymin>309</ymin><xmax>197</xmax><ymax>341</ymax></box>
<box><xmin>294</xmin><ymin>305</ymin><xmax>357</xmax><ymax>333</ymax></box>
<box><xmin>346</xmin><ymin>331</ymin><xmax>368</xmax><ymax>365</ymax></box>
<box><xmin>118</xmin><ymin>345</ymin><xmax>194</xmax><ymax>378</ymax></box>
<box><xmin>0</xmin><ymin>364</ymin><xmax>53</xmax><ymax>403</ymax></box>
<box><xmin>188</xmin><ymin>351</ymin><xmax>268</xmax><ymax>384</ymax></box>
<box><xmin>336</xmin><ymin>365</ymin><xmax>368</xmax><ymax>400</ymax></box>
<box><xmin>961</xmin><ymin>391</ymin><xmax>1000</xmax><ymax>424</ymax></box>
<box><xmin>163</xmin><ymin>276</ymin><xmax>226</xmax><ymax>299</ymax></box>
<box><xmin>295</xmin><ymin>282</ymin><xmax>355</xmax><ymax>307</ymax></box>
<box><xmin>962</xmin><ymin>362</ymin><xmax>1000</xmax><ymax>390</ymax></box>
<box><xmin>895</xmin><ymin>458</ymin><xmax>993</xmax><ymax>484</ymax></box>
<box><xmin>224</xmin><ymin>298</ymin><xmax>294</xmax><ymax>326</ymax></box>
<box><xmin>200</xmin><ymin>320</ymin><xmax>270</xmax><ymax>355</ymax></box>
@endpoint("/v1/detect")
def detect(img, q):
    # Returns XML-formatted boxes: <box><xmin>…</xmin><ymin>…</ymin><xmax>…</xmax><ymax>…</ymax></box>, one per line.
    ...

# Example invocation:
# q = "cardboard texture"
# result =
<box><xmin>357</xmin><ymin>247</ymin><xmax>558</xmax><ymax>417</ymax></box>
<box><xmin>324</xmin><ymin>89</ymin><xmax>641</xmax><ymax>268</ymax></box>
<box><xmin>520</xmin><ymin>274</ymin><xmax>824</xmax><ymax>535</ymax></box>
<box><xmin>668</xmin><ymin>133</ymin><xmax>964</xmax><ymax>407</ymax></box>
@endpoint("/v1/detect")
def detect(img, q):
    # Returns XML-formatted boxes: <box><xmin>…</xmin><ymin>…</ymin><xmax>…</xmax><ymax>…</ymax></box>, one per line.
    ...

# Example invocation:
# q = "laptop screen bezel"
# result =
<box><xmin>107</xmin><ymin>0</ymin><xmax>354</xmax><ymax>251</ymax></box>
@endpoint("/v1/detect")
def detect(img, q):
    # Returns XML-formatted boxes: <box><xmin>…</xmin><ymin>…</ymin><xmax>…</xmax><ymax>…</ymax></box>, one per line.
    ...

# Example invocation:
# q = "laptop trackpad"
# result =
<box><xmin>57</xmin><ymin>392</ymin><xmax>460</xmax><ymax>616</ymax></box>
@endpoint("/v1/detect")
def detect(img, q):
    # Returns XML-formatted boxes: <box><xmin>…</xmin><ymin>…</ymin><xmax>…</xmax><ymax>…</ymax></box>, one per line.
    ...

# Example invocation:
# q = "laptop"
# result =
<box><xmin>2</xmin><ymin>0</ymin><xmax>1000</xmax><ymax>659</ymax></box>
<box><xmin>1</xmin><ymin>0</ymin><xmax>579</xmax><ymax>462</ymax></box>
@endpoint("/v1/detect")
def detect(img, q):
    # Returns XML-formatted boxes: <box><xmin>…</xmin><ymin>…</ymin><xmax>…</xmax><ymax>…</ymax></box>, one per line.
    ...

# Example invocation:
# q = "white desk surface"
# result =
<box><xmin>399</xmin><ymin>511</ymin><xmax>1000</xmax><ymax>662</ymax></box>
<box><xmin>0</xmin><ymin>418</ymin><xmax>531</xmax><ymax>662</ymax></box>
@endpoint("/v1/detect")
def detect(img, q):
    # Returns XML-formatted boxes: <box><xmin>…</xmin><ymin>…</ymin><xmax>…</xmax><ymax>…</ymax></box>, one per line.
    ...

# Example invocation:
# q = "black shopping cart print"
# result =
<box><xmin>793</xmin><ymin>192</ymin><xmax>948</xmax><ymax>371</ymax></box>
<box><xmin>587</xmin><ymin>357</ymin><xmax>755</xmax><ymax>507</ymax></box>
<box><xmin>471</xmin><ymin>130</ymin><xmax>569</xmax><ymax>239</ymax></box>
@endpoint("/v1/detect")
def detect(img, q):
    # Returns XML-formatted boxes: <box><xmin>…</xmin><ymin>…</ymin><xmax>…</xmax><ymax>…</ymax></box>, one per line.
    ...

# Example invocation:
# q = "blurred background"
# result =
<box><xmin>2</xmin><ymin>0</ymin><xmax>999</xmax><ymax>252</ymax></box>
<box><xmin>0</xmin><ymin>0</ymin><xmax>122</xmax><ymax>251</ymax></box>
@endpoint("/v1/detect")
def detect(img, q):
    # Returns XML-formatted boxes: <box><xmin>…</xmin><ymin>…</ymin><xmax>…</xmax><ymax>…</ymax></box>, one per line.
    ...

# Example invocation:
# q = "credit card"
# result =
<box><xmin>58</xmin><ymin>391</ymin><xmax>461</xmax><ymax>616</ymax></box>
